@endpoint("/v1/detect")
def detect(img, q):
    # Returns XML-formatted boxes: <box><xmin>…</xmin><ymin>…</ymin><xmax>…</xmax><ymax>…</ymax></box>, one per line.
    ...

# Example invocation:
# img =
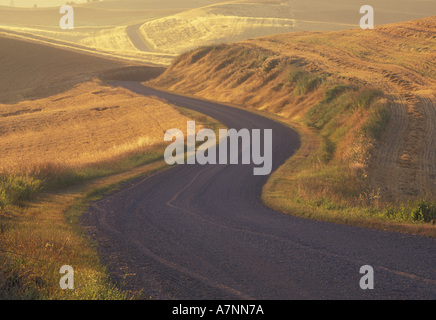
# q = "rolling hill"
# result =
<box><xmin>149</xmin><ymin>16</ymin><xmax>436</xmax><ymax>213</ymax></box>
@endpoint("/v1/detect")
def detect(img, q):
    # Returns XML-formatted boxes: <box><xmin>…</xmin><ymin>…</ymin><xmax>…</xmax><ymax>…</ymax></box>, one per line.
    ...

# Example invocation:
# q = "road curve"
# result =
<box><xmin>81</xmin><ymin>81</ymin><xmax>436</xmax><ymax>300</ymax></box>
<box><xmin>126</xmin><ymin>23</ymin><xmax>152</xmax><ymax>52</ymax></box>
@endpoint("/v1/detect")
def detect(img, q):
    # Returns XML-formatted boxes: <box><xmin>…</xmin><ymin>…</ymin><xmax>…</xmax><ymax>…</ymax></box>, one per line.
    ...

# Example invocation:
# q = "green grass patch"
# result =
<box><xmin>323</xmin><ymin>84</ymin><xmax>352</xmax><ymax>103</ymax></box>
<box><xmin>357</xmin><ymin>88</ymin><xmax>384</xmax><ymax>110</ymax></box>
<box><xmin>0</xmin><ymin>175</ymin><xmax>42</xmax><ymax>209</ymax></box>
<box><xmin>382</xmin><ymin>199</ymin><xmax>436</xmax><ymax>223</ymax></box>
<box><xmin>360</xmin><ymin>102</ymin><xmax>390</xmax><ymax>140</ymax></box>
<box><xmin>289</xmin><ymin>69</ymin><xmax>325</xmax><ymax>95</ymax></box>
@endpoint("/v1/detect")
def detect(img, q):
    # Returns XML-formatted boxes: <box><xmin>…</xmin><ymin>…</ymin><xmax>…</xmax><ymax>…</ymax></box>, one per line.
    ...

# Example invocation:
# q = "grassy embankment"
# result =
<box><xmin>0</xmin><ymin>80</ymin><xmax>224</xmax><ymax>299</ymax></box>
<box><xmin>148</xmin><ymin>21</ymin><xmax>436</xmax><ymax>237</ymax></box>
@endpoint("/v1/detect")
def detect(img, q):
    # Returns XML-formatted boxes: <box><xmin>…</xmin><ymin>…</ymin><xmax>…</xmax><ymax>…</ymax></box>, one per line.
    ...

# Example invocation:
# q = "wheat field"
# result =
<box><xmin>0</xmin><ymin>81</ymin><xmax>194</xmax><ymax>174</ymax></box>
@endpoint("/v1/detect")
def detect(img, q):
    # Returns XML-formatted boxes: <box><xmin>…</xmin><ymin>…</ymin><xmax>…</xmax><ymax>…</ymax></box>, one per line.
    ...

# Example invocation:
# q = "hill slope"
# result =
<box><xmin>149</xmin><ymin>16</ymin><xmax>436</xmax><ymax>214</ymax></box>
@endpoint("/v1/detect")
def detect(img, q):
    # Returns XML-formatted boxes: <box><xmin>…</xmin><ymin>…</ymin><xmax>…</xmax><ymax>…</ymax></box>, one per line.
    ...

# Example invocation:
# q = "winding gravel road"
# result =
<box><xmin>126</xmin><ymin>23</ymin><xmax>152</xmax><ymax>52</ymax></box>
<box><xmin>81</xmin><ymin>81</ymin><xmax>436</xmax><ymax>300</ymax></box>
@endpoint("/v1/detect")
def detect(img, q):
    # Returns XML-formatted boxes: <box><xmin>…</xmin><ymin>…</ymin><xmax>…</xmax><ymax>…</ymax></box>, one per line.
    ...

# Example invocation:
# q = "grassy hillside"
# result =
<box><xmin>149</xmin><ymin>16</ymin><xmax>436</xmax><ymax>234</ymax></box>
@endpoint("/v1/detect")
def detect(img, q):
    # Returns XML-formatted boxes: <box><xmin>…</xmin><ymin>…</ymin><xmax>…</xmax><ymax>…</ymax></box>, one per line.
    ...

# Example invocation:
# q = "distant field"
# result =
<box><xmin>1</xmin><ymin>0</ymin><xmax>434</xmax><ymax>66</ymax></box>
<box><xmin>138</xmin><ymin>1</ymin><xmax>296</xmax><ymax>54</ymax></box>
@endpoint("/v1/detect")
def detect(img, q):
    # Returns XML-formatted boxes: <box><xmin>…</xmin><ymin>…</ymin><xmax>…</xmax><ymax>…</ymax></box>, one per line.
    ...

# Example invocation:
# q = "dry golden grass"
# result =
<box><xmin>0</xmin><ymin>80</ymin><xmax>197</xmax><ymax>174</ymax></box>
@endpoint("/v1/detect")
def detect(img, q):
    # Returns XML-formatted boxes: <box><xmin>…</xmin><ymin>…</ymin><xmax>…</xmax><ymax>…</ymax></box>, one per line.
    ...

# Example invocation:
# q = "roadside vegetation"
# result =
<box><xmin>262</xmin><ymin>84</ymin><xmax>435</xmax><ymax>231</ymax></box>
<box><xmin>0</xmin><ymin>156</ymin><xmax>169</xmax><ymax>299</ymax></box>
